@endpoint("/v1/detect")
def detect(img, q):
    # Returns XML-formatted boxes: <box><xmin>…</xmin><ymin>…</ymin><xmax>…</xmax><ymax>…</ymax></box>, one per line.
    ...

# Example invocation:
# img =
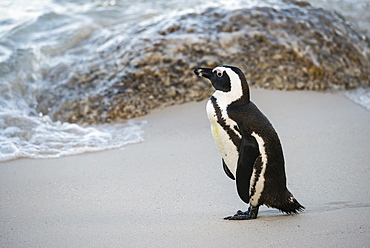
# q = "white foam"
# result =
<box><xmin>345</xmin><ymin>87</ymin><xmax>370</xmax><ymax>110</ymax></box>
<box><xmin>0</xmin><ymin>111</ymin><xmax>146</xmax><ymax>162</ymax></box>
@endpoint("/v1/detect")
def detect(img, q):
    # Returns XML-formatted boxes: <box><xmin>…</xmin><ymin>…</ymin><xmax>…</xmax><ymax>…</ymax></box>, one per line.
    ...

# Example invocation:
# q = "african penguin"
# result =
<box><xmin>194</xmin><ymin>65</ymin><xmax>304</xmax><ymax>220</ymax></box>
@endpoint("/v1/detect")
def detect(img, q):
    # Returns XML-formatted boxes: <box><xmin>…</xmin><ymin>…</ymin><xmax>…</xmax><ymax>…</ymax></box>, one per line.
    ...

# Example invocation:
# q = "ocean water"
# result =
<box><xmin>0</xmin><ymin>0</ymin><xmax>369</xmax><ymax>162</ymax></box>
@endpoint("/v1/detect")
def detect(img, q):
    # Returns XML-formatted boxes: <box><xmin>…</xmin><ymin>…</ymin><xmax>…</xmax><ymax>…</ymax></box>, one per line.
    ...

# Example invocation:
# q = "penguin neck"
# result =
<box><xmin>213</xmin><ymin>82</ymin><xmax>250</xmax><ymax>107</ymax></box>
<box><xmin>237</xmin><ymin>75</ymin><xmax>251</xmax><ymax>105</ymax></box>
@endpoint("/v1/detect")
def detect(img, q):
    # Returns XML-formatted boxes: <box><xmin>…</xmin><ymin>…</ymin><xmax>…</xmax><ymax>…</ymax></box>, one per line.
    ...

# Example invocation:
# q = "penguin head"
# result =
<box><xmin>194</xmin><ymin>65</ymin><xmax>250</xmax><ymax>103</ymax></box>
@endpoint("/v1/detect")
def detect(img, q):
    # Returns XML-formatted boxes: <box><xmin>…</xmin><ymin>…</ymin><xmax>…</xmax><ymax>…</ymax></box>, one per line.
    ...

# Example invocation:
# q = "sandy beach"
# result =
<box><xmin>1</xmin><ymin>89</ymin><xmax>369</xmax><ymax>247</ymax></box>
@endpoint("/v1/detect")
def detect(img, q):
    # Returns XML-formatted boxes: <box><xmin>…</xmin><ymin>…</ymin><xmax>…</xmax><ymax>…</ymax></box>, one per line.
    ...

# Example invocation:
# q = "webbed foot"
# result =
<box><xmin>224</xmin><ymin>206</ymin><xmax>259</xmax><ymax>220</ymax></box>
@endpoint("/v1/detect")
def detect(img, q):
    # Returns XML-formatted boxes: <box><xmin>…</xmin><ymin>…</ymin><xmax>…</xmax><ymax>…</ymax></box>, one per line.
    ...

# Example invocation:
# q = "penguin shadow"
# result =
<box><xmin>320</xmin><ymin>201</ymin><xmax>370</xmax><ymax>212</ymax></box>
<box><xmin>295</xmin><ymin>201</ymin><xmax>370</xmax><ymax>215</ymax></box>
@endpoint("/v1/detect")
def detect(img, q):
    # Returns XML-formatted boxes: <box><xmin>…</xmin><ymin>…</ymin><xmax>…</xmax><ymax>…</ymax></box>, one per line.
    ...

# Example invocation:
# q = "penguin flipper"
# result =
<box><xmin>236</xmin><ymin>135</ymin><xmax>259</xmax><ymax>204</ymax></box>
<box><xmin>222</xmin><ymin>159</ymin><xmax>235</xmax><ymax>180</ymax></box>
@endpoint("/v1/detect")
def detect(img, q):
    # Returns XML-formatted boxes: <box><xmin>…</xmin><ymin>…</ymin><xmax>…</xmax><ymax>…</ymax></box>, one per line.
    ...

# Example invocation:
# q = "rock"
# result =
<box><xmin>37</xmin><ymin>0</ymin><xmax>370</xmax><ymax>124</ymax></box>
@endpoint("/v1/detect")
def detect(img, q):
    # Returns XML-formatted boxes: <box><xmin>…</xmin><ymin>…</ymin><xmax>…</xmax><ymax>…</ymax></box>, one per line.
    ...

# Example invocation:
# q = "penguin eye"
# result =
<box><xmin>216</xmin><ymin>71</ymin><xmax>223</xmax><ymax>77</ymax></box>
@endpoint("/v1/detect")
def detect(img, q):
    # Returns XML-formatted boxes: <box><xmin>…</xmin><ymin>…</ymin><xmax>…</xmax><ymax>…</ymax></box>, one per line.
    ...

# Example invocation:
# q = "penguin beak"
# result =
<box><xmin>194</xmin><ymin>67</ymin><xmax>213</xmax><ymax>79</ymax></box>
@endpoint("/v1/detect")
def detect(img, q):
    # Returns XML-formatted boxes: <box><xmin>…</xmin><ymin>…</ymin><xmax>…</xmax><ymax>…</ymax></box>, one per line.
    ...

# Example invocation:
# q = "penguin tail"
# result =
<box><xmin>281</xmin><ymin>196</ymin><xmax>305</xmax><ymax>214</ymax></box>
<box><xmin>267</xmin><ymin>191</ymin><xmax>305</xmax><ymax>214</ymax></box>
<box><xmin>280</xmin><ymin>192</ymin><xmax>305</xmax><ymax>214</ymax></box>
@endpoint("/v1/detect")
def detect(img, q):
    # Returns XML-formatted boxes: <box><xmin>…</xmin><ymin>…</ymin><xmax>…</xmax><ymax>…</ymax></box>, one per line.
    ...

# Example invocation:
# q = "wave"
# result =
<box><xmin>0</xmin><ymin>0</ymin><xmax>369</xmax><ymax>162</ymax></box>
<box><xmin>0</xmin><ymin>110</ymin><xmax>146</xmax><ymax>162</ymax></box>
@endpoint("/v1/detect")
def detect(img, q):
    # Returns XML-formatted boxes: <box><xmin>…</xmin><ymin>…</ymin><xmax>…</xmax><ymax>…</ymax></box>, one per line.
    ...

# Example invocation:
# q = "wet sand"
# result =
<box><xmin>1</xmin><ymin>89</ymin><xmax>369</xmax><ymax>247</ymax></box>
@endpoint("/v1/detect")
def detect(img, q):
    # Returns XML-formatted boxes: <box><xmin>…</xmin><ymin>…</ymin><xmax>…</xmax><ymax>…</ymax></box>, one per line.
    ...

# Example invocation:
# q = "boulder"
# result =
<box><xmin>37</xmin><ymin>0</ymin><xmax>370</xmax><ymax>123</ymax></box>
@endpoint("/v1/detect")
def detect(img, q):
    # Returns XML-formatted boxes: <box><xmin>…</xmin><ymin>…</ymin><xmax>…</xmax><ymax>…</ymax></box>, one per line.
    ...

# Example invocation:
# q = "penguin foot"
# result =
<box><xmin>224</xmin><ymin>206</ymin><xmax>259</xmax><ymax>220</ymax></box>
<box><xmin>224</xmin><ymin>210</ymin><xmax>252</xmax><ymax>220</ymax></box>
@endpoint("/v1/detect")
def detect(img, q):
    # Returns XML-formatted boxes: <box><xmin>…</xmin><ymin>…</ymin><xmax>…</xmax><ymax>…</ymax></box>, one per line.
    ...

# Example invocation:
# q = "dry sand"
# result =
<box><xmin>1</xmin><ymin>89</ymin><xmax>369</xmax><ymax>247</ymax></box>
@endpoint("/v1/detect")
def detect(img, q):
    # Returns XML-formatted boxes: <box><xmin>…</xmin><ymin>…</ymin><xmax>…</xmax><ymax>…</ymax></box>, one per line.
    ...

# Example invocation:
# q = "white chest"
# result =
<box><xmin>206</xmin><ymin>99</ymin><xmax>239</xmax><ymax>178</ymax></box>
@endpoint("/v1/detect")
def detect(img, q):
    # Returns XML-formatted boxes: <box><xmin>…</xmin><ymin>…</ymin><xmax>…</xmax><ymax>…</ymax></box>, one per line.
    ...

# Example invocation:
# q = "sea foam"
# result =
<box><xmin>345</xmin><ymin>87</ymin><xmax>370</xmax><ymax>110</ymax></box>
<box><xmin>0</xmin><ymin>110</ymin><xmax>146</xmax><ymax>162</ymax></box>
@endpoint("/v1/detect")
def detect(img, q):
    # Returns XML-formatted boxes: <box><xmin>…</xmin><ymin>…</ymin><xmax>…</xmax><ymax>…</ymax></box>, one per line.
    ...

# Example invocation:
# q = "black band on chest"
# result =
<box><xmin>210</xmin><ymin>96</ymin><xmax>241</xmax><ymax>148</ymax></box>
